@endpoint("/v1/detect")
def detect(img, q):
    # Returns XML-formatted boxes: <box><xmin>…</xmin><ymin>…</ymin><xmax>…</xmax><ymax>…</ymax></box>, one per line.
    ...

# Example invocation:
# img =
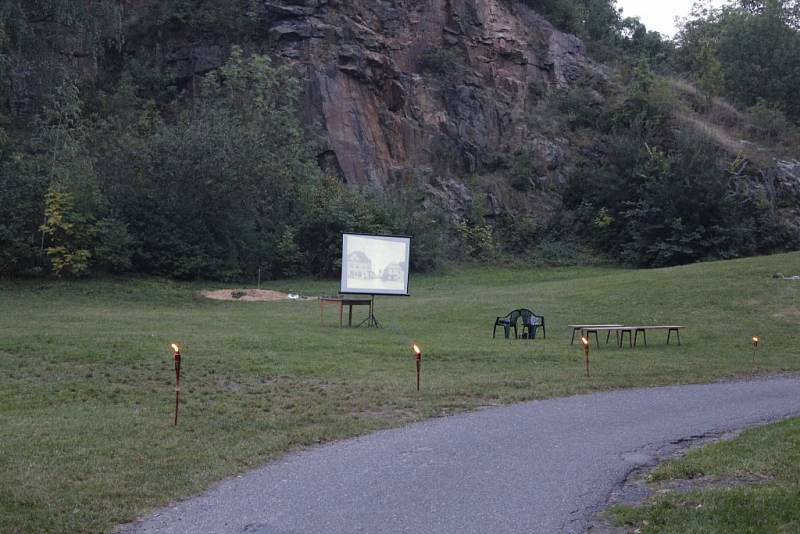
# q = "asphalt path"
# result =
<box><xmin>120</xmin><ymin>375</ymin><xmax>800</xmax><ymax>534</ymax></box>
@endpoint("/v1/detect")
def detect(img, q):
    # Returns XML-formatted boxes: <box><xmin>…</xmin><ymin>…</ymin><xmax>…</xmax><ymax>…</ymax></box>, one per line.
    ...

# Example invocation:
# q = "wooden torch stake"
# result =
<box><xmin>173</xmin><ymin>346</ymin><xmax>181</xmax><ymax>426</ymax></box>
<box><xmin>582</xmin><ymin>337</ymin><xmax>590</xmax><ymax>378</ymax></box>
<box><xmin>413</xmin><ymin>344</ymin><xmax>422</xmax><ymax>392</ymax></box>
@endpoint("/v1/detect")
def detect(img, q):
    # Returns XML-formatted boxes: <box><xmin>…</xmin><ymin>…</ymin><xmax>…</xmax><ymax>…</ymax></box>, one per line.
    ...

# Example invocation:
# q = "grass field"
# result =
<box><xmin>2</xmin><ymin>252</ymin><xmax>800</xmax><ymax>532</ymax></box>
<box><xmin>610</xmin><ymin>417</ymin><xmax>800</xmax><ymax>533</ymax></box>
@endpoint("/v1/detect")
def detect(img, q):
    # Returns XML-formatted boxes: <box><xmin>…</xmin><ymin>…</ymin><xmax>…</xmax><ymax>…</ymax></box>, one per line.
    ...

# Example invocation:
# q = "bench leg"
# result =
<box><xmin>634</xmin><ymin>329</ymin><xmax>647</xmax><ymax>347</ymax></box>
<box><xmin>621</xmin><ymin>330</ymin><xmax>632</xmax><ymax>348</ymax></box>
<box><xmin>677</xmin><ymin>329</ymin><xmax>681</xmax><ymax>345</ymax></box>
<box><xmin>571</xmin><ymin>328</ymin><xmax>576</xmax><ymax>344</ymax></box>
<box><xmin>588</xmin><ymin>330</ymin><xmax>599</xmax><ymax>348</ymax></box>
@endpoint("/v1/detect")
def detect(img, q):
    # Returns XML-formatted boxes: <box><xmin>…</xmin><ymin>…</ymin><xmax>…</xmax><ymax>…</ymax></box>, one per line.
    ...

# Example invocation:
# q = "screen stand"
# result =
<box><xmin>356</xmin><ymin>294</ymin><xmax>381</xmax><ymax>328</ymax></box>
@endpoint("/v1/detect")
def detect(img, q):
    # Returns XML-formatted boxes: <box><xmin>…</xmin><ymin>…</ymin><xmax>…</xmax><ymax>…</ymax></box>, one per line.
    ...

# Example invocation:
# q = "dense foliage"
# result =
<box><xmin>0</xmin><ymin>0</ymin><xmax>446</xmax><ymax>279</ymax></box>
<box><xmin>0</xmin><ymin>0</ymin><xmax>798</xmax><ymax>278</ymax></box>
<box><xmin>674</xmin><ymin>0</ymin><xmax>800</xmax><ymax>120</ymax></box>
<box><xmin>524</xmin><ymin>0</ymin><xmax>800</xmax><ymax>266</ymax></box>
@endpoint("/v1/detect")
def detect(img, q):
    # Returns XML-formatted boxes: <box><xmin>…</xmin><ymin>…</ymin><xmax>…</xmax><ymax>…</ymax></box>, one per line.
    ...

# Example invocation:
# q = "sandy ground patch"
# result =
<box><xmin>200</xmin><ymin>289</ymin><xmax>314</xmax><ymax>301</ymax></box>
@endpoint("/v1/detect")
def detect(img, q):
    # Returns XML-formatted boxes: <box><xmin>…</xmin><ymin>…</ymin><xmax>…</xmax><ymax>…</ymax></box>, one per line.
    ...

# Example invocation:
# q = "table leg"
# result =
<box><xmin>620</xmin><ymin>330</ymin><xmax>632</xmax><ymax>348</ymax></box>
<box><xmin>338</xmin><ymin>302</ymin><xmax>343</xmax><ymax>328</ymax></box>
<box><xmin>634</xmin><ymin>329</ymin><xmax>647</xmax><ymax>347</ymax></box>
<box><xmin>348</xmin><ymin>304</ymin><xmax>353</xmax><ymax>327</ymax></box>
<box><xmin>320</xmin><ymin>300</ymin><xmax>323</xmax><ymax>325</ymax></box>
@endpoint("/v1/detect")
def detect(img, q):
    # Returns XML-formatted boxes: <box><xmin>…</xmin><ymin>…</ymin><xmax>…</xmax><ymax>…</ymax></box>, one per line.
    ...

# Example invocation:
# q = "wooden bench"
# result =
<box><xmin>568</xmin><ymin>324</ymin><xmax>624</xmax><ymax>347</ymax></box>
<box><xmin>617</xmin><ymin>326</ymin><xmax>684</xmax><ymax>348</ymax></box>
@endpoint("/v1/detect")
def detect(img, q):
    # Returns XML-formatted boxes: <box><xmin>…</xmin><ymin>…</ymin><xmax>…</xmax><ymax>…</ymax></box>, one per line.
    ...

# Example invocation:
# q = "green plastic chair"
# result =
<box><xmin>493</xmin><ymin>309</ymin><xmax>521</xmax><ymax>339</ymax></box>
<box><xmin>519</xmin><ymin>308</ymin><xmax>546</xmax><ymax>339</ymax></box>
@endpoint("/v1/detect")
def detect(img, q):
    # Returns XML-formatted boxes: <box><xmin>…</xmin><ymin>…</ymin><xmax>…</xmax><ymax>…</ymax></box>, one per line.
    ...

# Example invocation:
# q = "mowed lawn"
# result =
<box><xmin>1</xmin><ymin>252</ymin><xmax>800</xmax><ymax>532</ymax></box>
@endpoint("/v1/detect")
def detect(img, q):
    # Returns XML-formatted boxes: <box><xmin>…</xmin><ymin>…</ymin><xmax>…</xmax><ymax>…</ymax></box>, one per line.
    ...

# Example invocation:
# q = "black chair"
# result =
<box><xmin>493</xmin><ymin>309</ymin><xmax>521</xmax><ymax>339</ymax></box>
<box><xmin>519</xmin><ymin>309</ymin><xmax>546</xmax><ymax>339</ymax></box>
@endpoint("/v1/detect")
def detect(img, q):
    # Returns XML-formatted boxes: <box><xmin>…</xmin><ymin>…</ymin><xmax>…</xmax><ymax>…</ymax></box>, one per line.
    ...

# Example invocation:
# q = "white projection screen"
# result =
<box><xmin>340</xmin><ymin>233</ymin><xmax>411</xmax><ymax>295</ymax></box>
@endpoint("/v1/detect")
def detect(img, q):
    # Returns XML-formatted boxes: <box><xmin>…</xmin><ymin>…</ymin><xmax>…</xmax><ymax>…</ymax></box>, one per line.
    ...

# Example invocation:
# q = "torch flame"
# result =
<box><xmin>752</xmin><ymin>337</ymin><xmax>759</xmax><ymax>343</ymax></box>
<box><xmin>412</xmin><ymin>344</ymin><xmax>421</xmax><ymax>355</ymax></box>
<box><xmin>171</xmin><ymin>343</ymin><xmax>180</xmax><ymax>353</ymax></box>
<box><xmin>581</xmin><ymin>337</ymin><xmax>589</xmax><ymax>347</ymax></box>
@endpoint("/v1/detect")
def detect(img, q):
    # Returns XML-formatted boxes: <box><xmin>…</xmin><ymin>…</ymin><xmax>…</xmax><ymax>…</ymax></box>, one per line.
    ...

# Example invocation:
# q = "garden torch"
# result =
<box><xmin>171</xmin><ymin>343</ymin><xmax>181</xmax><ymax>425</ymax></box>
<box><xmin>412</xmin><ymin>344</ymin><xmax>422</xmax><ymax>392</ymax></box>
<box><xmin>581</xmin><ymin>336</ymin><xmax>590</xmax><ymax>377</ymax></box>
<box><xmin>752</xmin><ymin>336</ymin><xmax>759</xmax><ymax>364</ymax></box>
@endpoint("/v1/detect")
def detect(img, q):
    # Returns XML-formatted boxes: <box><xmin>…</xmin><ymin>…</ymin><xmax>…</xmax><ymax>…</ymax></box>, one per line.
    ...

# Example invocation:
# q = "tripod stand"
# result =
<box><xmin>356</xmin><ymin>294</ymin><xmax>381</xmax><ymax>328</ymax></box>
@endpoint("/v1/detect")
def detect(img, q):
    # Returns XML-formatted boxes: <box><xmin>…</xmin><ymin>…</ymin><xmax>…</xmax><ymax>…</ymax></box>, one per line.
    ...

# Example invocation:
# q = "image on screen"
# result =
<box><xmin>340</xmin><ymin>233</ymin><xmax>411</xmax><ymax>295</ymax></box>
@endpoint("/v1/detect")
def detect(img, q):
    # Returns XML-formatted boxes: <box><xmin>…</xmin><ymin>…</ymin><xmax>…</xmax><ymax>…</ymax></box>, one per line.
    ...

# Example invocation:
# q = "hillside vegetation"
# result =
<box><xmin>1</xmin><ymin>0</ymin><xmax>799</xmax><ymax>280</ymax></box>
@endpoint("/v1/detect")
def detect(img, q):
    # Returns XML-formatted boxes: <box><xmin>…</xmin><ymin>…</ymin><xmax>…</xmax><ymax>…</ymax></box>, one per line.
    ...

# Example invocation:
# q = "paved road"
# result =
<box><xmin>121</xmin><ymin>375</ymin><xmax>800</xmax><ymax>534</ymax></box>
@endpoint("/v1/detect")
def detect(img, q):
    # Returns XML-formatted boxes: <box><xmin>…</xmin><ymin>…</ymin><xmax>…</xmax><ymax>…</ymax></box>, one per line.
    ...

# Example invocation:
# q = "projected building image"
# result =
<box><xmin>341</xmin><ymin>234</ymin><xmax>410</xmax><ymax>295</ymax></box>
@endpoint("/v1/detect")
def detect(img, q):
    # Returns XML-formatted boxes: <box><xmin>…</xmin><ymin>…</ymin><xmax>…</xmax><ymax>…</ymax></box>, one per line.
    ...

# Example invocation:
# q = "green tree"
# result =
<box><xmin>0</xmin><ymin>120</ymin><xmax>48</xmax><ymax>275</ymax></box>
<box><xmin>674</xmin><ymin>0</ymin><xmax>800</xmax><ymax>121</ymax></box>
<box><xmin>40</xmin><ymin>186</ymin><xmax>94</xmax><ymax>276</ymax></box>
<box><xmin>697</xmin><ymin>42</ymin><xmax>724</xmax><ymax>99</ymax></box>
<box><xmin>102</xmin><ymin>47</ymin><xmax>322</xmax><ymax>279</ymax></box>
<box><xmin>717</xmin><ymin>3</ymin><xmax>800</xmax><ymax>119</ymax></box>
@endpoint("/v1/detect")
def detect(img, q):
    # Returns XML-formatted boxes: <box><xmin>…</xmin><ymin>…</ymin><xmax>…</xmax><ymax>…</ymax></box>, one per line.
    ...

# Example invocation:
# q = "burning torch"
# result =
<box><xmin>581</xmin><ymin>336</ymin><xmax>590</xmax><ymax>377</ymax></box>
<box><xmin>171</xmin><ymin>343</ymin><xmax>181</xmax><ymax>425</ymax></box>
<box><xmin>412</xmin><ymin>344</ymin><xmax>422</xmax><ymax>392</ymax></box>
<box><xmin>752</xmin><ymin>336</ymin><xmax>759</xmax><ymax>364</ymax></box>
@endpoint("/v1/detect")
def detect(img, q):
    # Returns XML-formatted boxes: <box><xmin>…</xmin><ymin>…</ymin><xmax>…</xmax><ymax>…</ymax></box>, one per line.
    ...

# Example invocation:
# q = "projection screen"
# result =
<box><xmin>340</xmin><ymin>233</ymin><xmax>411</xmax><ymax>295</ymax></box>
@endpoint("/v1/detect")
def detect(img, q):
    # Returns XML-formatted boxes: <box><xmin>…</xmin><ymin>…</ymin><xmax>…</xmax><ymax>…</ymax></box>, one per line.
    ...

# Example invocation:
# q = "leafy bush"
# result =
<box><xmin>40</xmin><ymin>187</ymin><xmax>94</xmax><ymax>277</ymax></box>
<box><xmin>746</xmin><ymin>100</ymin><xmax>797</xmax><ymax>139</ymax></box>
<box><xmin>563</xmin><ymin>62</ymin><xmax>799</xmax><ymax>268</ymax></box>
<box><xmin>496</xmin><ymin>214</ymin><xmax>542</xmax><ymax>255</ymax></box>
<box><xmin>93</xmin><ymin>217</ymin><xmax>134</xmax><ymax>273</ymax></box>
<box><xmin>454</xmin><ymin>220</ymin><xmax>498</xmax><ymax>262</ymax></box>
<box><xmin>0</xmin><ymin>125</ymin><xmax>47</xmax><ymax>276</ymax></box>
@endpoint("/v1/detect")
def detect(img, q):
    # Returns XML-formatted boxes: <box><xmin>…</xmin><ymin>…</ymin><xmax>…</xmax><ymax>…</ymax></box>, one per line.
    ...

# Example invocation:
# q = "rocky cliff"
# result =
<box><xmin>207</xmin><ymin>0</ymin><xmax>607</xmax><ymax>219</ymax></box>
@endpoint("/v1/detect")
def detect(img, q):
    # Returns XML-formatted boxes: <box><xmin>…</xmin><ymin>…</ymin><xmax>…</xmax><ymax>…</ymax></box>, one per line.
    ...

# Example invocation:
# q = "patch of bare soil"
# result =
<box><xmin>200</xmin><ymin>289</ymin><xmax>315</xmax><ymax>302</ymax></box>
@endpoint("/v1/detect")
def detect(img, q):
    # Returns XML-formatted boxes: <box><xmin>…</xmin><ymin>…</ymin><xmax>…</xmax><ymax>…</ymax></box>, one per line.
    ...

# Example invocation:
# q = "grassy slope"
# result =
<box><xmin>610</xmin><ymin>417</ymin><xmax>800</xmax><ymax>533</ymax></box>
<box><xmin>1</xmin><ymin>253</ymin><xmax>800</xmax><ymax>532</ymax></box>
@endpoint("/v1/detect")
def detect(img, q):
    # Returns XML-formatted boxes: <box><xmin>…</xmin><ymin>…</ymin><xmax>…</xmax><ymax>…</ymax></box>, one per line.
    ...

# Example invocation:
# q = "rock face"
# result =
<box><xmin>258</xmin><ymin>0</ymin><xmax>604</xmax><ymax>204</ymax></box>
<box><xmin>4</xmin><ymin>0</ymin><xmax>605</xmax><ymax>221</ymax></box>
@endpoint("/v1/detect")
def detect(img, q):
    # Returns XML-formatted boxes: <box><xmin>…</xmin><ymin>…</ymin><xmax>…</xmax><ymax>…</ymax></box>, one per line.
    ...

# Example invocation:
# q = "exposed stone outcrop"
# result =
<box><xmin>255</xmin><ymin>0</ymin><xmax>606</xmax><ymax>218</ymax></box>
<box><xmin>3</xmin><ymin>0</ymin><xmax>607</xmax><ymax>222</ymax></box>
